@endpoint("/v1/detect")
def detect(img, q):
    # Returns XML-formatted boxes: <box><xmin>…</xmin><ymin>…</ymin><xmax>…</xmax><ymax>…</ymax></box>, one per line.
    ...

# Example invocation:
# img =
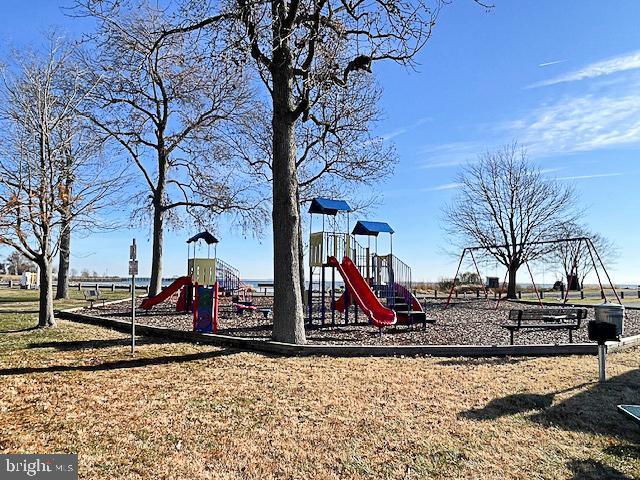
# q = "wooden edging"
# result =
<box><xmin>54</xmin><ymin>309</ymin><xmax>640</xmax><ymax>358</ymax></box>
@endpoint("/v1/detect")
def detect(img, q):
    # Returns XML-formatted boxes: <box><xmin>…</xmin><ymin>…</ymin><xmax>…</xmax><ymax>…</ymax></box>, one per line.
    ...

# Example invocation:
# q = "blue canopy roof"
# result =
<box><xmin>308</xmin><ymin>197</ymin><xmax>353</xmax><ymax>215</ymax></box>
<box><xmin>187</xmin><ymin>231</ymin><xmax>219</xmax><ymax>244</ymax></box>
<box><xmin>352</xmin><ymin>221</ymin><xmax>394</xmax><ymax>236</ymax></box>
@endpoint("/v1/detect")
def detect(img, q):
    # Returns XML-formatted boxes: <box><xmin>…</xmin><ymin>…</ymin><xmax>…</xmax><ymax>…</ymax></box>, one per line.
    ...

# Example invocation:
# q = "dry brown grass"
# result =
<box><xmin>1</xmin><ymin>313</ymin><xmax>639</xmax><ymax>479</ymax></box>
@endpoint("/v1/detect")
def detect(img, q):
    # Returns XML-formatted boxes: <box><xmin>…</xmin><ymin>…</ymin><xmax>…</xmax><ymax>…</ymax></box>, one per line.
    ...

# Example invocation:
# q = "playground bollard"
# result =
<box><xmin>476</xmin><ymin>290</ymin><xmax>480</xmax><ymax>298</ymax></box>
<box><xmin>581</xmin><ymin>290</ymin><xmax>584</xmax><ymax>299</ymax></box>
<box><xmin>638</xmin><ymin>289</ymin><xmax>640</xmax><ymax>299</ymax></box>
<box><xmin>601</xmin><ymin>290</ymin><xmax>605</xmax><ymax>299</ymax></box>
<box><xmin>598</xmin><ymin>344</ymin><xmax>607</xmax><ymax>382</ymax></box>
<box><xmin>540</xmin><ymin>291</ymin><xmax>544</xmax><ymax>299</ymax></box>
<box><xmin>518</xmin><ymin>291</ymin><xmax>522</xmax><ymax>299</ymax></box>
<box><xmin>621</xmin><ymin>291</ymin><xmax>625</xmax><ymax>299</ymax></box>
<box><xmin>434</xmin><ymin>290</ymin><xmax>438</xmax><ymax>299</ymax></box>
<box><xmin>111</xmin><ymin>283</ymin><xmax>115</xmax><ymax>292</ymax></box>
<box><xmin>455</xmin><ymin>290</ymin><xmax>458</xmax><ymax>299</ymax></box>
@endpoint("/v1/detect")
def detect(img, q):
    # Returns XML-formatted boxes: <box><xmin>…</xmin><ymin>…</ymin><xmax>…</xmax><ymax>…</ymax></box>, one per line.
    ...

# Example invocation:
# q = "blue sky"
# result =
<box><xmin>1</xmin><ymin>1</ymin><xmax>640</xmax><ymax>284</ymax></box>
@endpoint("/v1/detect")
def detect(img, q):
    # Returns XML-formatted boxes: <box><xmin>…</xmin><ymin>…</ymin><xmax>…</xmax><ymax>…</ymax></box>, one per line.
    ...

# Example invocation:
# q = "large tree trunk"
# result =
<box><xmin>149</xmin><ymin>197</ymin><xmax>164</xmax><ymax>297</ymax></box>
<box><xmin>55</xmin><ymin>215</ymin><xmax>71</xmax><ymax>300</ymax></box>
<box><xmin>270</xmin><ymin>62</ymin><xmax>305</xmax><ymax>344</ymax></box>
<box><xmin>37</xmin><ymin>257</ymin><xmax>56</xmax><ymax>327</ymax></box>
<box><xmin>507</xmin><ymin>263</ymin><xmax>518</xmax><ymax>299</ymax></box>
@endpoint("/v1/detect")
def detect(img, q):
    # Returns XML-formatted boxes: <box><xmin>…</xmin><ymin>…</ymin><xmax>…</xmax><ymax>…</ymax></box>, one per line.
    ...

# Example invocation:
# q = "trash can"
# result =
<box><xmin>594</xmin><ymin>303</ymin><xmax>625</xmax><ymax>337</ymax></box>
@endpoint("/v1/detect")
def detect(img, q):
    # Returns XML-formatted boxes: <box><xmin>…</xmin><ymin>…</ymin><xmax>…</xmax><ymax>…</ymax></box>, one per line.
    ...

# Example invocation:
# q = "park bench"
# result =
<box><xmin>83</xmin><ymin>288</ymin><xmax>104</xmax><ymax>309</ymax></box>
<box><xmin>503</xmin><ymin>308</ymin><xmax>587</xmax><ymax>345</ymax></box>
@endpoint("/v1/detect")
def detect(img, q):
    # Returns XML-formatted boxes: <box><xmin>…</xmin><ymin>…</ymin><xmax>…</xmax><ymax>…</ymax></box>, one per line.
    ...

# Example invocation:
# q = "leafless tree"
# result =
<box><xmin>228</xmin><ymin>71</ymin><xmax>396</xmax><ymax>298</ymax></box>
<box><xmin>443</xmin><ymin>144</ymin><xmax>579</xmax><ymax>298</ymax></box>
<box><xmin>0</xmin><ymin>40</ymin><xmax>123</xmax><ymax>326</ymax></box>
<box><xmin>546</xmin><ymin>224</ymin><xmax>618</xmax><ymax>289</ymax></box>
<box><xmin>5</xmin><ymin>251</ymin><xmax>37</xmax><ymax>276</ymax></box>
<box><xmin>154</xmin><ymin>0</ymin><xmax>490</xmax><ymax>343</ymax></box>
<box><xmin>75</xmin><ymin>0</ymin><xmax>267</xmax><ymax>297</ymax></box>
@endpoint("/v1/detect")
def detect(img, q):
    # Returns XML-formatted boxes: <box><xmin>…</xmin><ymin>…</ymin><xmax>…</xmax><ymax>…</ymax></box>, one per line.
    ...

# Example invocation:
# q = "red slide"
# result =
<box><xmin>328</xmin><ymin>256</ymin><xmax>396</xmax><ymax>328</ymax></box>
<box><xmin>140</xmin><ymin>276</ymin><xmax>192</xmax><ymax>310</ymax></box>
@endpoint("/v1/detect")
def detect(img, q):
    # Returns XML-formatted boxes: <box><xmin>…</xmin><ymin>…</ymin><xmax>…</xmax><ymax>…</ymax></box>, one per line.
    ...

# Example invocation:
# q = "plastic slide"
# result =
<box><xmin>394</xmin><ymin>282</ymin><xmax>424</xmax><ymax>313</ymax></box>
<box><xmin>140</xmin><ymin>276</ymin><xmax>192</xmax><ymax>310</ymax></box>
<box><xmin>328</xmin><ymin>256</ymin><xmax>396</xmax><ymax>328</ymax></box>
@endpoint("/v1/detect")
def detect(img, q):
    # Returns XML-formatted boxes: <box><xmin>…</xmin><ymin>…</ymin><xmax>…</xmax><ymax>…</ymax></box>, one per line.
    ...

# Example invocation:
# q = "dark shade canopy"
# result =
<box><xmin>187</xmin><ymin>231</ymin><xmax>219</xmax><ymax>244</ymax></box>
<box><xmin>308</xmin><ymin>197</ymin><xmax>353</xmax><ymax>215</ymax></box>
<box><xmin>352</xmin><ymin>221</ymin><xmax>394</xmax><ymax>236</ymax></box>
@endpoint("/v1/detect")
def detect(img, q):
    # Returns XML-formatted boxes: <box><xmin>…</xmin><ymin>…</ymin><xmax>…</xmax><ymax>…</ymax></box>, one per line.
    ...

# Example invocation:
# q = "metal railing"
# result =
<box><xmin>216</xmin><ymin>257</ymin><xmax>240</xmax><ymax>292</ymax></box>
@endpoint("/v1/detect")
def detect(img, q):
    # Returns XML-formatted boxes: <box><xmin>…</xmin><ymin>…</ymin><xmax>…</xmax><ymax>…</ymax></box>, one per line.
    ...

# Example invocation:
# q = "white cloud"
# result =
<box><xmin>538</xmin><ymin>167</ymin><xmax>566</xmax><ymax>174</ymax></box>
<box><xmin>529</xmin><ymin>50</ymin><xmax>640</xmax><ymax>88</ymax></box>
<box><xmin>538</xmin><ymin>60</ymin><xmax>566</xmax><ymax>68</ymax></box>
<box><xmin>422</xmin><ymin>182</ymin><xmax>463</xmax><ymax>192</ymax></box>
<box><xmin>512</xmin><ymin>93</ymin><xmax>640</xmax><ymax>156</ymax></box>
<box><xmin>418</xmin><ymin>141</ymin><xmax>489</xmax><ymax>169</ymax></box>
<box><xmin>380</xmin><ymin>116</ymin><xmax>432</xmax><ymax>142</ymax></box>
<box><xmin>557</xmin><ymin>172</ymin><xmax>622</xmax><ymax>181</ymax></box>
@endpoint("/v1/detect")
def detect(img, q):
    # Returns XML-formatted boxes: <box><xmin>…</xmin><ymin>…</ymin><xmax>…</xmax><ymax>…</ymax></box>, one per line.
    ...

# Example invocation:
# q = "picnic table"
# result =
<box><xmin>618</xmin><ymin>405</ymin><xmax>640</xmax><ymax>427</ymax></box>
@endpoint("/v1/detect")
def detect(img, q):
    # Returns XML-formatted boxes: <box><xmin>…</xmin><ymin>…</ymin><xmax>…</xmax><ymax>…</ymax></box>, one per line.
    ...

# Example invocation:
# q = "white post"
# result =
<box><xmin>598</xmin><ymin>344</ymin><xmax>606</xmax><ymax>382</ymax></box>
<box><xmin>129</xmin><ymin>239</ymin><xmax>138</xmax><ymax>354</ymax></box>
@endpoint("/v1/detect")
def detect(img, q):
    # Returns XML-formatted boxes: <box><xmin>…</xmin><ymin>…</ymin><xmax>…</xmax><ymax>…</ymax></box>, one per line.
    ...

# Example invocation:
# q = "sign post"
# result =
<box><xmin>129</xmin><ymin>239</ymin><xmax>138</xmax><ymax>354</ymax></box>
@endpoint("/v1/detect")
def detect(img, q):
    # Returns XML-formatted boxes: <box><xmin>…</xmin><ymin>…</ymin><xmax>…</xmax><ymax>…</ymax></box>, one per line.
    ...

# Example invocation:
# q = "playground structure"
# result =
<box><xmin>445</xmin><ymin>237</ymin><xmax>623</xmax><ymax>308</ymax></box>
<box><xmin>306</xmin><ymin>197</ymin><xmax>428</xmax><ymax>330</ymax></box>
<box><xmin>140</xmin><ymin>231</ymin><xmax>243</xmax><ymax>333</ymax></box>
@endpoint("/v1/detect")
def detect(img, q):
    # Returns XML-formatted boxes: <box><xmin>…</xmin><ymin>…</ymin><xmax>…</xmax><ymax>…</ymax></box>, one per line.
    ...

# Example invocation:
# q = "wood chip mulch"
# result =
<box><xmin>86</xmin><ymin>297</ymin><xmax>640</xmax><ymax>346</ymax></box>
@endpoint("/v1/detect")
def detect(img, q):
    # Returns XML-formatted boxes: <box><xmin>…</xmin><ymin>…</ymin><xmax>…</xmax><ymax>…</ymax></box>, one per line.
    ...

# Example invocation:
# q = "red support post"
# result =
<box><xmin>445</xmin><ymin>250</ymin><xmax>466</xmax><ymax>307</ymax></box>
<box><xmin>469</xmin><ymin>250</ymin><xmax>490</xmax><ymax>304</ymax></box>
<box><xmin>525</xmin><ymin>261</ymin><xmax>543</xmax><ymax>307</ymax></box>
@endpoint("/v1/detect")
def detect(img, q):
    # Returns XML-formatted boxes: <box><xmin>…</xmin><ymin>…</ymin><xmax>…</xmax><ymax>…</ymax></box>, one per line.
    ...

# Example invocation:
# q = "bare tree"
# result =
<box><xmin>156</xmin><ymin>0</ymin><xmax>489</xmax><ymax>343</ymax></box>
<box><xmin>443</xmin><ymin>144</ymin><xmax>579</xmax><ymax>298</ymax></box>
<box><xmin>5</xmin><ymin>251</ymin><xmax>37</xmax><ymax>276</ymax></box>
<box><xmin>547</xmin><ymin>223</ymin><xmax>618</xmax><ymax>289</ymax></box>
<box><xmin>228</xmin><ymin>71</ymin><xmax>396</xmax><ymax>298</ymax></box>
<box><xmin>54</xmin><ymin>105</ymin><xmax>120</xmax><ymax>299</ymax></box>
<box><xmin>75</xmin><ymin>1</ymin><xmax>266</xmax><ymax>297</ymax></box>
<box><xmin>0</xmin><ymin>40</ymin><xmax>122</xmax><ymax>326</ymax></box>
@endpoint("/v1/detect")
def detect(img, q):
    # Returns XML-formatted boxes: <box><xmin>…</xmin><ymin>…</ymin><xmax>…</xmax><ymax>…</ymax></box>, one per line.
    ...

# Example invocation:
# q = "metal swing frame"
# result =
<box><xmin>445</xmin><ymin>237</ymin><xmax>622</xmax><ymax>308</ymax></box>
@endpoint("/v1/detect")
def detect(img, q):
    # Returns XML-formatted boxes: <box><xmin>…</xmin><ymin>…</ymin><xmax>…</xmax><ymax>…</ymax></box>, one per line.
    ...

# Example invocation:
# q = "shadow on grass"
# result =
<box><xmin>0</xmin><ymin>326</ymin><xmax>40</xmax><ymax>334</ymax></box>
<box><xmin>566</xmin><ymin>459</ymin><xmax>633</xmax><ymax>480</ymax></box>
<box><xmin>437</xmin><ymin>357</ymin><xmax>531</xmax><ymax>367</ymax></box>
<box><xmin>0</xmin><ymin>349</ymin><xmax>235</xmax><ymax>377</ymax></box>
<box><xmin>604</xmin><ymin>444</ymin><xmax>640</xmax><ymax>460</ymax></box>
<box><xmin>27</xmin><ymin>336</ymin><xmax>178</xmax><ymax>351</ymax></box>
<box><xmin>529</xmin><ymin>370</ymin><xmax>640</xmax><ymax>443</ymax></box>
<box><xmin>461</xmin><ymin>370</ymin><xmax>640</xmax><ymax>443</ymax></box>
<box><xmin>460</xmin><ymin>393</ymin><xmax>555</xmax><ymax>420</ymax></box>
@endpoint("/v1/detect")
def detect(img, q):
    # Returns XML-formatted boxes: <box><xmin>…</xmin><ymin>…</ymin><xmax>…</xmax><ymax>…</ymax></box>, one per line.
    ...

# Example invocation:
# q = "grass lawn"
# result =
<box><xmin>0</xmin><ymin>286</ymin><xmax>131</xmax><ymax>315</ymax></box>
<box><xmin>1</xmin><ymin>300</ymin><xmax>639</xmax><ymax>478</ymax></box>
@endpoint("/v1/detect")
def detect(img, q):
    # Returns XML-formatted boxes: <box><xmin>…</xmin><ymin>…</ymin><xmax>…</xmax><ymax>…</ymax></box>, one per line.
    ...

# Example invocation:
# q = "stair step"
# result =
<box><xmin>395</xmin><ymin>311</ymin><xmax>436</xmax><ymax>324</ymax></box>
<box><xmin>390</xmin><ymin>303</ymin><xmax>409</xmax><ymax>311</ymax></box>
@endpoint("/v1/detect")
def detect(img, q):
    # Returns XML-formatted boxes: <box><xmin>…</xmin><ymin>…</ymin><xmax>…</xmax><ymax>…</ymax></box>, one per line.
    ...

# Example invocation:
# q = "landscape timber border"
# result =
<box><xmin>56</xmin><ymin>300</ymin><xmax>640</xmax><ymax>358</ymax></box>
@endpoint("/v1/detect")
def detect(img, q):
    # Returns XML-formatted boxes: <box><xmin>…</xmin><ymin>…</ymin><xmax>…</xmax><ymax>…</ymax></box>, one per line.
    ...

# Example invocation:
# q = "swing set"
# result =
<box><xmin>445</xmin><ymin>237</ymin><xmax>622</xmax><ymax>308</ymax></box>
